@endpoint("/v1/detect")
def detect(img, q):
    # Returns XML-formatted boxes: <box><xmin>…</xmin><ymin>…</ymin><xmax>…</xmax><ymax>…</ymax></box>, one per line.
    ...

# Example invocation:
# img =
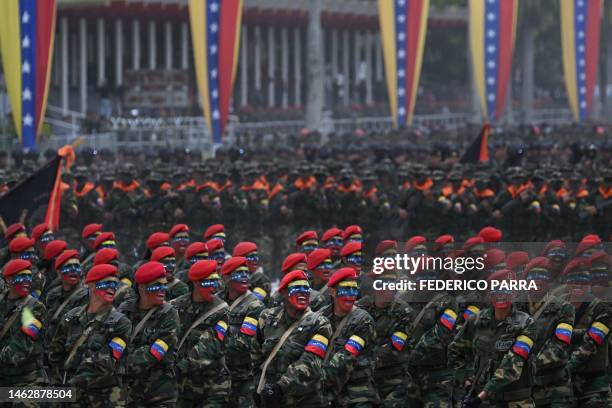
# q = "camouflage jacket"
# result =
<box><xmin>319</xmin><ymin>303</ymin><xmax>379</xmax><ymax>407</ymax></box>
<box><xmin>310</xmin><ymin>285</ymin><xmax>331</xmax><ymax>312</ymax></box>
<box><xmin>165</xmin><ymin>277</ymin><xmax>189</xmax><ymax>302</ymax></box>
<box><xmin>0</xmin><ymin>292</ymin><xmax>46</xmax><ymax>386</ymax></box>
<box><xmin>448</xmin><ymin>306</ymin><xmax>537</xmax><ymax>402</ymax></box>
<box><xmin>255</xmin><ymin>306</ymin><xmax>332</xmax><ymax>406</ymax></box>
<box><xmin>48</xmin><ymin>304</ymin><xmax>131</xmax><ymax>389</ymax></box>
<box><xmin>250</xmin><ymin>269</ymin><xmax>272</xmax><ymax>305</ymax></box>
<box><xmin>43</xmin><ymin>285</ymin><xmax>88</xmax><ymax>346</ymax></box>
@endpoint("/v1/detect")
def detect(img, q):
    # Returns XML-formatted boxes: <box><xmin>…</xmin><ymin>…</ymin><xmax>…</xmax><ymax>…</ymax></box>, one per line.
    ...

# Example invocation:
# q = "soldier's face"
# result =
<box><xmin>229</xmin><ymin>267</ymin><xmax>250</xmax><ymax>293</ymax></box>
<box><xmin>245</xmin><ymin>252</ymin><xmax>259</xmax><ymax>273</ymax></box>
<box><xmin>343</xmin><ymin>253</ymin><xmax>363</xmax><ymax>274</ymax></box>
<box><xmin>489</xmin><ymin>288</ymin><xmax>512</xmax><ymax>310</ymax></box>
<box><xmin>285</xmin><ymin>281</ymin><xmax>310</xmax><ymax>311</ymax></box>
<box><xmin>313</xmin><ymin>259</ymin><xmax>334</xmax><ymax>282</ymax></box>
<box><xmin>39</xmin><ymin>231</ymin><xmax>55</xmax><ymax>250</ymax></box>
<box><xmin>59</xmin><ymin>259</ymin><xmax>82</xmax><ymax>286</ymax></box>
<box><xmin>197</xmin><ymin>277</ymin><xmax>220</xmax><ymax>302</ymax></box>
<box><xmin>143</xmin><ymin>279</ymin><xmax>168</xmax><ymax>305</ymax></box>
<box><xmin>526</xmin><ymin>268</ymin><xmax>551</xmax><ymax>295</ymax></box>
<box><xmin>85</xmin><ymin>233</ymin><xmax>101</xmax><ymax>249</ymax></box>
<box><xmin>300</xmin><ymin>240</ymin><xmax>319</xmax><ymax>255</ymax></box>
<box><xmin>590</xmin><ymin>264</ymin><xmax>609</xmax><ymax>297</ymax></box>
<box><xmin>565</xmin><ymin>272</ymin><xmax>591</xmax><ymax>299</ymax></box>
<box><xmin>333</xmin><ymin>282</ymin><xmax>359</xmax><ymax>313</ymax></box>
<box><xmin>10</xmin><ymin>272</ymin><xmax>32</xmax><ymax>297</ymax></box>
<box><xmin>93</xmin><ymin>278</ymin><xmax>119</xmax><ymax>303</ymax></box>
<box><xmin>171</xmin><ymin>233</ymin><xmax>190</xmax><ymax>255</ymax></box>
<box><xmin>323</xmin><ymin>237</ymin><xmax>343</xmax><ymax>257</ymax></box>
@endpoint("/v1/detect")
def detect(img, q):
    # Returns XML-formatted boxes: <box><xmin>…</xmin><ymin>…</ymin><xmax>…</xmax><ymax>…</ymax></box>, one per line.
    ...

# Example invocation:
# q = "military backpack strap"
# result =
<box><xmin>51</xmin><ymin>287</ymin><xmax>85</xmax><ymax>321</ymax></box>
<box><xmin>63</xmin><ymin>305</ymin><xmax>94</xmax><ymax>369</ymax></box>
<box><xmin>129</xmin><ymin>306</ymin><xmax>159</xmax><ymax>343</ymax></box>
<box><xmin>229</xmin><ymin>291</ymin><xmax>252</xmax><ymax>312</ymax></box>
<box><xmin>324</xmin><ymin>307</ymin><xmax>355</xmax><ymax>363</ymax></box>
<box><xmin>409</xmin><ymin>293</ymin><xmax>445</xmax><ymax>333</ymax></box>
<box><xmin>0</xmin><ymin>295</ymin><xmax>35</xmax><ymax>340</ymax></box>
<box><xmin>256</xmin><ymin>309</ymin><xmax>313</xmax><ymax>394</ymax></box>
<box><xmin>177</xmin><ymin>301</ymin><xmax>228</xmax><ymax>351</ymax></box>
<box><xmin>531</xmin><ymin>293</ymin><xmax>557</xmax><ymax>323</ymax></box>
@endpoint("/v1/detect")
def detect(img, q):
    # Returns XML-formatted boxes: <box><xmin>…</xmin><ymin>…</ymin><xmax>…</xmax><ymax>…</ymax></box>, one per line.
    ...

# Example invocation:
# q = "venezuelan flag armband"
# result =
<box><xmin>439</xmin><ymin>309</ymin><xmax>458</xmax><ymax>331</ymax></box>
<box><xmin>150</xmin><ymin>339</ymin><xmax>169</xmax><ymax>361</ymax></box>
<box><xmin>511</xmin><ymin>335</ymin><xmax>534</xmax><ymax>359</ymax></box>
<box><xmin>305</xmin><ymin>334</ymin><xmax>329</xmax><ymax>358</ymax></box>
<box><xmin>587</xmin><ymin>322</ymin><xmax>609</xmax><ymax>345</ymax></box>
<box><xmin>554</xmin><ymin>323</ymin><xmax>573</xmax><ymax>345</ymax></box>
<box><xmin>240</xmin><ymin>316</ymin><xmax>258</xmax><ymax>336</ymax></box>
<box><xmin>109</xmin><ymin>337</ymin><xmax>127</xmax><ymax>360</ymax></box>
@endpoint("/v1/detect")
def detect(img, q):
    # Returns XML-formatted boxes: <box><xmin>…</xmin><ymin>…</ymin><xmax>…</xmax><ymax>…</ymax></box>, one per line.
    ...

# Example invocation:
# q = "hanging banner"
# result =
<box><xmin>560</xmin><ymin>0</ymin><xmax>603</xmax><ymax>121</ymax></box>
<box><xmin>469</xmin><ymin>0</ymin><xmax>518</xmax><ymax>122</ymax></box>
<box><xmin>379</xmin><ymin>0</ymin><xmax>430</xmax><ymax>127</ymax></box>
<box><xmin>0</xmin><ymin>0</ymin><xmax>57</xmax><ymax>150</ymax></box>
<box><xmin>189</xmin><ymin>0</ymin><xmax>243</xmax><ymax>144</ymax></box>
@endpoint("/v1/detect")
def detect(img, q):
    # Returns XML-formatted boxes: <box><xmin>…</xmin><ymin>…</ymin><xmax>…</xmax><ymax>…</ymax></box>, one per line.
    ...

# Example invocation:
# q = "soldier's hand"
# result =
<box><xmin>262</xmin><ymin>383</ymin><xmax>283</xmax><ymax>405</ymax></box>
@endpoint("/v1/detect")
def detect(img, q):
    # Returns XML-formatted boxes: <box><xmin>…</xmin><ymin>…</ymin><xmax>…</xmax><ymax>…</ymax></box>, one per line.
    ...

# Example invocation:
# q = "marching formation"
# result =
<box><xmin>0</xmin><ymin>220</ymin><xmax>610</xmax><ymax>407</ymax></box>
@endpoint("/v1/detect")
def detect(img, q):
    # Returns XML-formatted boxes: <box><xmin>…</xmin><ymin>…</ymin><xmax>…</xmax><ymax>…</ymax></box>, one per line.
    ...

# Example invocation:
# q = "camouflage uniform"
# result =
<box><xmin>310</xmin><ymin>285</ymin><xmax>331</xmax><ymax>312</ymax></box>
<box><xmin>165</xmin><ymin>277</ymin><xmax>189</xmax><ymax>302</ymax></box>
<box><xmin>566</xmin><ymin>294</ymin><xmax>611</xmax><ymax>407</ymax></box>
<box><xmin>119</xmin><ymin>301</ymin><xmax>179</xmax><ymax>407</ymax></box>
<box><xmin>171</xmin><ymin>293</ymin><xmax>231</xmax><ymax>407</ymax></box>
<box><xmin>43</xmin><ymin>285</ymin><xmax>88</xmax><ymax>347</ymax></box>
<box><xmin>319</xmin><ymin>303</ymin><xmax>379</xmax><ymax>407</ymax></box>
<box><xmin>448</xmin><ymin>306</ymin><xmax>537</xmax><ymax>407</ymax></box>
<box><xmin>249</xmin><ymin>269</ymin><xmax>272</xmax><ymax>306</ymax></box>
<box><xmin>48</xmin><ymin>304</ymin><xmax>131</xmax><ymax>406</ymax></box>
<box><xmin>255</xmin><ymin>305</ymin><xmax>333</xmax><ymax>407</ymax></box>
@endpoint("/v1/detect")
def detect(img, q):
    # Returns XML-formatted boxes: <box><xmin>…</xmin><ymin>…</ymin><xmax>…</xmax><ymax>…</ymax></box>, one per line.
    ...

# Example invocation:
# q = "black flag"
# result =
<box><xmin>460</xmin><ymin>124</ymin><xmax>490</xmax><ymax>164</ymax></box>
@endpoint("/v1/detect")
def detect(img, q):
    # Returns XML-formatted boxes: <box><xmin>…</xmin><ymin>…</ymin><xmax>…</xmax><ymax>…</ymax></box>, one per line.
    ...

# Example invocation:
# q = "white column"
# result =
<box><xmin>353</xmin><ymin>30</ymin><xmax>361</xmax><ymax>95</ymax></box>
<box><xmin>79</xmin><ymin>18</ymin><xmax>87</xmax><ymax>113</ymax></box>
<box><xmin>115</xmin><ymin>19</ymin><xmax>123</xmax><ymax>85</ymax></box>
<box><xmin>342</xmin><ymin>29</ymin><xmax>350</xmax><ymax>106</ymax></box>
<box><xmin>281</xmin><ymin>27</ymin><xmax>289</xmax><ymax>108</ymax></box>
<box><xmin>61</xmin><ymin>17</ymin><xmax>69</xmax><ymax>115</ymax></box>
<box><xmin>365</xmin><ymin>31</ymin><xmax>373</xmax><ymax>104</ymax></box>
<box><xmin>165</xmin><ymin>21</ymin><xmax>173</xmax><ymax>70</ymax></box>
<box><xmin>148</xmin><ymin>21</ymin><xmax>157</xmax><ymax>70</ymax></box>
<box><xmin>181</xmin><ymin>22</ymin><xmax>189</xmax><ymax>69</ymax></box>
<box><xmin>375</xmin><ymin>32</ymin><xmax>383</xmax><ymax>82</ymax></box>
<box><xmin>267</xmin><ymin>26</ymin><xmax>275</xmax><ymax>107</ymax></box>
<box><xmin>70</xmin><ymin>34</ymin><xmax>78</xmax><ymax>87</ymax></box>
<box><xmin>254</xmin><ymin>26</ymin><xmax>261</xmax><ymax>91</ymax></box>
<box><xmin>97</xmin><ymin>18</ymin><xmax>105</xmax><ymax>84</ymax></box>
<box><xmin>294</xmin><ymin>27</ymin><xmax>301</xmax><ymax>105</ymax></box>
<box><xmin>331</xmin><ymin>29</ymin><xmax>339</xmax><ymax>76</ymax></box>
<box><xmin>240</xmin><ymin>25</ymin><xmax>248</xmax><ymax>106</ymax></box>
<box><xmin>132</xmin><ymin>20</ymin><xmax>141</xmax><ymax>70</ymax></box>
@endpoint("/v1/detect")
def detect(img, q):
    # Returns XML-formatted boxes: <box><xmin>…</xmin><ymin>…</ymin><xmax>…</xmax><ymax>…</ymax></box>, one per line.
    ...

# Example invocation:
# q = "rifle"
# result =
<box><xmin>460</xmin><ymin>358</ymin><xmax>490</xmax><ymax>408</ymax></box>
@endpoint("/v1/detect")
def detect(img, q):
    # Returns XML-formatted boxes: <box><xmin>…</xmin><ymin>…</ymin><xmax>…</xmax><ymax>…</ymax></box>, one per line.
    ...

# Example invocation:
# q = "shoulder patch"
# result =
<box><xmin>391</xmin><ymin>331</ymin><xmax>408</xmax><ymax>351</ymax></box>
<box><xmin>305</xmin><ymin>334</ymin><xmax>328</xmax><ymax>358</ymax></box>
<box><xmin>150</xmin><ymin>339</ymin><xmax>169</xmax><ymax>361</ymax></box>
<box><xmin>439</xmin><ymin>309</ymin><xmax>458</xmax><ymax>330</ymax></box>
<box><xmin>240</xmin><ymin>316</ymin><xmax>258</xmax><ymax>336</ymax></box>
<box><xmin>462</xmin><ymin>305</ymin><xmax>480</xmax><ymax>321</ymax></box>
<box><xmin>511</xmin><ymin>335</ymin><xmax>534</xmax><ymax>359</ymax></box>
<box><xmin>344</xmin><ymin>335</ymin><xmax>365</xmax><ymax>356</ymax></box>
<box><xmin>109</xmin><ymin>337</ymin><xmax>126</xmax><ymax>360</ymax></box>
<box><xmin>252</xmin><ymin>287</ymin><xmax>267</xmax><ymax>301</ymax></box>
<box><xmin>554</xmin><ymin>323</ymin><xmax>573</xmax><ymax>345</ymax></box>
<box><xmin>587</xmin><ymin>321</ymin><xmax>609</xmax><ymax>345</ymax></box>
<box><xmin>215</xmin><ymin>320</ymin><xmax>228</xmax><ymax>341</ymax></box>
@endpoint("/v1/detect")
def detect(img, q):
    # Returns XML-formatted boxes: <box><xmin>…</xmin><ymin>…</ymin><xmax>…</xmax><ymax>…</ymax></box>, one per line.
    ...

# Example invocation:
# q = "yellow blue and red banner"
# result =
<box><xmin>378</xmin><ymin>0</ymin><xmax>429</xmax><ymax>127</ymax></box>
<box><xmin>0</xmin><ymin>0</ymin><xmax>56</xmax><ymax>150</ymax></box>
<box><xmin>189</xmin><ymin>0</ymin><xmax>243</xmax><ymax>143</ymax></box>
<box><xmin>469</xmin><ymin>0</ymin><xmax>518</xmax><ymax>123</ymax></box>
<box><xmin>560</xmin><ymin>0</ymin><xmax>603</xmax><ymax>121</ymax></box>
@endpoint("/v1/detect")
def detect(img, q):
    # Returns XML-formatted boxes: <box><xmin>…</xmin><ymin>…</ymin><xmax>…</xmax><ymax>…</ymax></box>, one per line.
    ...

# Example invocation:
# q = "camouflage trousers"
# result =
<box><xmin>227</xmin><ymin>374</ymin><xmax>255</xmax><ymax>408</ymax></box>
<box><xmin>177</xmin><ymin>375</ymin><xmax>230</xmax><ymax>408</ymax></box>
<box><xmin>374</xmin><ymin>367</ymin><xmax>410</xmax><ymax>408</ymax></box>
<box><xmin>479</xmin><ymin>399</ymin><xmax>535</xmax><ymax>408</ymax></box>
<box><xmin>531</xmin><ymin>381</ymin><xmax>574</xmax><ymax>408</ymax></box>
<box><xmin>571</xmin><ymin>375</ymin><xmax>610</xmax><ymax>408</ymax></box>
<box><xmin>407</xmin><ymin>368</ymin><xmax>453</xmax><ymax>408</ymax></box>
<box><xmin>74</xmin><ymin>386</ymin><xmax>126</xmax><ymax>408</ymax></box>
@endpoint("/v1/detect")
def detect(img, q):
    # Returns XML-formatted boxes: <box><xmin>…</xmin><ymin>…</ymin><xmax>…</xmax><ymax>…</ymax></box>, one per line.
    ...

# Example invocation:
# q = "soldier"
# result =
<box><xmin>588</xmin><ymin>251</ymin><xmax>610</xmax><ymax>298</ymax></box>
<box><xmin>48</xmin><ymin>264</ymin><xmax>131</xmax><ymax>405</ymax></box>
<box><xmin>321</xmin><ymin>227</ymin><xmax>344</xmax><ymax>266</ymax></box>
<box><xmin>119</xmin><ymin>262</ymin><xmax>180</xmax><ymax>407</ymax></box>
<box><xmin>80</xmin><ymin>223</ymin><xmax>103</xmax><ymax>262</ymax></box>
<box><xmin>8</xmin><ymin>236</ymin><xmax>44</xmax><ymax>298</ymax></box>
<box><xmin>92</xmin><ymin>232</ymin><xmax>134</xmax><ymax>284</ymax></box>
<box><xmin>295</xmin><ymin>230</ymin><xmax>319</xmax><ymax>256</ymax></box>
<box><xmin>169</xmin><ymin>224</ymin><xmax>190</xmax><ymax>270</ymax></box>
<box><xmin>0</xmin><ymin>260</ymin><xmax>46</xmax><ymax>392</ymax></box>
<box><xmin>448</xmin><ymin>269</ymin><xmax>537</xmax><ymax>408</ymax></box>
<box><xmin>563</xmin><ymin>258</ymin><xmax>611</xmax><ymax>407</ymax></box>
<box><xmin>254</xmin><ymin>269</ymin><xmax>333</xmax><ymax>407</ymax></box>
<box><xmin>171</xmin><ymin>260</ymin><xmax>230</xmax><ymax>407</ymax></box>
<box><xmin>0</xmin><ymin>223</ymin><xmax>28</xmax><ymax>266</ymax></box>
<box><xmin>306</xmin><ymin>248</ymin><xmax>334</xmax><ymax>311</ymax></box>
<box><xmin>93</xmin><ymin>248</ymin><xmax>137</xmax><ymax>306</ymax></box>
<box><xmin>319</xmin><ymin>267</ymin><xmax>379</xmax><ymax>407</ymax></box>
<box><xmin>40</xmin><ymin>239</ymin><xmax>68</xmax><ymax>294</ymax></box>
<box><xmin>175</xmin><ymin>241</ymin><xmax>209</xmax><ymax>282</ymax></box>
<box><xmin>343</xmin><ymin>225</ymin><xmax>364</xmax><ymax>244</ymax></box>
<box><xmin>269</xmin><ymin>253</ymin><xmax>307</xmax><ymax>308</ymax></box>
<box><xmin>207</xmin><ymin>239</ymin><xmax>228</xmax><ymax>274</ymax></box>
<box><xmin>31</xmin><ymin>223</ymin><xmax>55</xmax><ymax>260</ymax></box>
<box><xmin>218</xmin><ymin>256</ymin><xmax>266</xmax><ymax>407</ymax></box>
<box><xmin>151</xmin><ymin>246</ymin><xmax>189</xmax><ymax>301</ymax></box>
<box><xmin>233</xmin><ymin>242</ymin><xmax>271</xmax><ymax>304</ymax></box>
<box><xmin>340</xmin><ymin>242</ymin><xmax>364</xmax><ymax>276</ymax></box>
<box><xmin>203</xmin><ymin>224</ymin><xmax>227</xmax><ymax>244</ymax></box>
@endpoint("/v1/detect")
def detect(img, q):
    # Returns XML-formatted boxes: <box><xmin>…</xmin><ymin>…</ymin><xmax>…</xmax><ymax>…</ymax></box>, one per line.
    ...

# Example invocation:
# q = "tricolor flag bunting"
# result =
<box><xmin>189</xmin><ymin>0</ymin><xmax>243</xmax><ymax>144</ymax></box>
<box><xmin>0</xmin><ymin>0</ymin><xmax>57</xmax><ymax>149</ymax></box>
<box><xmin>378</xmin><ymin>0</ymin><xmax>429</xmax><ymax>127</ymax></box>
<box><xmin>469</xmin><ymin>0</ymin><xmax>518</xmax><ymax>123</ymax></box>
<box><xmin>560</xmin><ymin>0</ymin><xmax>603</xmax><ymax>121</ymax></box>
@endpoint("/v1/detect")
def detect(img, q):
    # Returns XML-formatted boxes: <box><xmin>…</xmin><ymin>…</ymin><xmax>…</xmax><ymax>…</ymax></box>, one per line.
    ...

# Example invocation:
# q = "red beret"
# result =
<box><xmin>186</xmin><ymin>242</ymin><xmax>208</xmax><ymax>258</ymax></box>
<box><xmin>590</xmin><ymin>251</ymin><xmax>610</xmax><ymax>265</ymax></box>
<box><xmin>307</xmin><ymin>248</ymin><xmax>332</xmax><ymax>270</ymax></box>
<box><xmin>375</xmin><ymin>240</ymin><xmax>397</xmax><ymax>255</ymax></box>
<box><xmin>484</xmin><ymin>249</ymin><xmax>506</xmax><ymax>269</ymax></box>
<box><xmin>506</xmin><ymin>251</ymin><xmax>530</xmax><ymax>270</ymax></box>
<box><xmin>404</xmin><ymin>236</ymin><xmax>427</xmax><ymax>252</ymax></box>
<box><xmin>32</xmin><ymin>223</ymin><xmax>50</xmax><ymax>241</ymax></box>
<box><xmin>281</xmin><ymin>253</ymin><xmax>307</xmax><ymax>274</ymax></box>
<box><xmin>204</xmin><ymin>224</ymin><xmax>225</xmax><ymax>240</ymax></box>
<box><xmin>562</xmin><ymin>258</ymin><xmax>589</xmax><ymax>276</ymax></box>
<box><xmin>44</xmin><ymin>240</ymin><xmax>67</xmax><ymax>260</ymax></box>
<box><xmin>327</xmin><ymin>267</ymin><xmax>358</xmax><ymax>287</ymax></box>
<box><xmin>232</xmin><ymin>241</ymin><xmax>258</xmax><ymax>257</ymax></box>
<box><xmin>55</xmin><ymin>249</ymin><xmax>80</xmax><ymax>270</ymax></box>
<box><xmin>4</xmin><ymin>223</ymin><xmax>25</xmax><ymax>240</ymax></box>
<box><xmin>341</xmin><ymin>241</ymin><xmax>362</xmax><ymax>257</ymax></box>
<box><xmin>3</xmin><ymin>259</ymin><xmax>31</xmax><ymax>277</ymax></box>
<box><xmin>85</xmin><ymin>264</ymin><xmax>118</xmax><ymax>283</ymax></box>
<box><xmin>524</xmin><ymin>257</ymin><xmax>550</xmax><ymax>275</ymax></box>
<box><xmin>221</xmin><ymin>256</ymin><xmax>247</xmax><ymax>276</ymax></box>
<box><xmin>188</xmin><ymin>260</ymin><xmax>218</xmax><ymax>281</ymax></box>
<box><xmin>206</xmin><ymin>238</ymin><xmax>224</xmax><ymax>253</ymax></box>
<box><xmin>575</xmin><ymin>237</ymin><xmax>600</xmax><ymax>256</ymax></box>
<box><xmin>94</xmin><ymin>232</ymin><xmax>116</xmax><ymax>250</ymax></box>
<box><xmin>9</xmin><ymin>237</ymin><xmax>35</xmax><ymax>253</ymax></box>
<box><xmin>342</xmin><ymin>225</ymin><xmax>362</xmax><ymax>241</ymax></box>
<box><xmin>478</xmin><ymin>226</ymin><xmax>502</xmax><ymax>243</ymax></box>
<box><xmin>541</xmin><ymin>240</ymin><xmax>566</xmax><ymax>255</ymax></box>
<box><xmin>151</xmin><ymin>246</ymin><xmax>175</xmax><ymax>262</ymax></box>
<box><xmin>433</xmin><ymin>235</ymin><xmax>455</xmax><ymax>252</ymax></box>
<box><xmin>296</xmin><ymin>230</ymin><xmax>318</xmax><ymax>245</ymax></box>
<box><xmin>581</xmin><ymin>234</ymin><xmax>601</xmax><ymax>244</ymax></box>
<box><xmin>322</xmin><ymin>227</ymin><xmax>343</xmax><ymax>242</ymax></box>
<box><xmin>146</xmin><ymin>232</ymin><xmax>170</xmax><ymax>250</ymax></box>
<box><xmin>134</xmin><ymin>262</ymin><xmax>166</xmax><ymax>284</ymax></box>
<box><xmin>169</xmin><ymin>224</ymin><xmax>189</xmax><ymax>238</ymax></box>
<box><xmin>94</xmin><ymin>248</ymin><xmax>119</xmax><ymax>266</ymax></box>
<box><xmin>463</xmin><ymin>236</ymin><xmax>485</xmax><ymax>250</ymax></box>
<box><xmin>278</xmin><ymin>270</ymin><xmax>308</xmax><ymax>292</ymax></box>
<box><xmin>82</xmin><ymin>223</ymin><xmax>103</xmax><ymax>239</ymax></box>
<box><xmin>488</xmin><ymin>268</ymin><xmax>516</xmax><ymax>282</ymax></box>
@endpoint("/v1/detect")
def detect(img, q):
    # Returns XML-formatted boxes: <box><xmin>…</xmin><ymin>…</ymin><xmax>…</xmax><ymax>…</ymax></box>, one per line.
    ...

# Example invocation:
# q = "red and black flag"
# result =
<box><xmin>460</xmin><ymin>124</ymin><xmax>490</xmax><ymax>164</ymax></box>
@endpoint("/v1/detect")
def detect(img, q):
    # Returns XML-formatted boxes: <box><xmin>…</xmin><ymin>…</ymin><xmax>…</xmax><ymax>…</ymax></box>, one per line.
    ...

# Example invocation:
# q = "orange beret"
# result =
<box><xmin>151</xmin><ymin>246</ymin><xmax>175</xmax><ymax>262</ymax></box>
<box><xmin>541</xmin><ymin>240</ymin><xmax>566</xmax><ymax>255</ymax></box>
<box><xmin>307</xmin><ymin>248</ymin><xmax>332</xmax><ymax>270</ymax></box>
<box><xmin>146</xmin><ymin>232</ymin><xmax>170</xmax><ymax>250</ymax></box>
<box><xmin>55</xmin><ymin>249</ymin><xmax>80</xmax><ymax>270</ymax></box>
<box><xmin>134</xmin><ymin>262</ymin><xmax>166</xmax><ymax>284</ymax></box>
<box><xmin>375</xmin><ymin>240</ymin><xmax>397</xmax><ymax>255</ymax></box>
<box><xmin>296</xmin><ymin>230</ymin><xmax>318</xmax><ymax>245</ymax></box>
<box><xmin>188</xmin><ymin>260</ymin><xmax>218</xmax><ymax>281</ymax></box>
<box><xmin>487</xmin><ymin>268</ymin><xmax>516</xmax><ymax>282</ymax></box>
<box><xmin>321</xmin><ymin>227</ymin><xmax>343</xmax><ymax>242</ymax></box>
<box><xmin>463</xmin><ymin>236</ymin><xmax>485</xmax><ymax>250</ymax></box>
<box><xmin>281</xmin><ymin>253</ymin><xmax>307</xmax><ymax>274</ymax></box>
<box><xmin>3</xmin><ymin>259</ymin><xmax>31</xmax><ymax>277</ymax></box>
<box><xmin>82</xmin><ymin>223</ymin><xmax>103</xmax><ymax>239</ymax></box>
<box><xmin>44</xmin><ymin>240</ymin><xmax>67</xmax><ymax>260</ymax></box>
<box><xmin>278</xmin><ymin>270</ymin><xmax>308</xmax><ymax>292</ymax></box>
<box><xmin>186</xmin><ymin>242</ymin><xmax>208</xmax><ymax>258</ymax></box>
<box><xmin>232</xmin><ymin>241</ymin><xmax>258</xmax><ymax>257</ymax></box>
<box><xmin>342</xmin><ymin>225</ymin><xmax>362</xmax><ymax>241</ymax></box>
<box><xmin>404</xmin><ymin>236</ymin><xmax>426</xmax><ymax>252</ymax></box>
<box><xmin>169</xmin><ymin>224</ymin><xmax>189</xmax><ymax>238</ymax></box>
<box><xmin>94</xmin><ymin>248</ymin><xmax>119</xmax><ymax>266</ymax></box>
<box><xmin>206</xmin><ymin>238</ymin><xmax>224</xmax><ymax>252</ymax></box>
<box><xmin>32</xmin><ymin>223</ymin><xmax>50</xmax><ymax>241</ymax></box>
<box><xmin>327</xmin><ymin>267</ymin><xmax>358</xmax><ymax>287</ymax></box>
<box><xmin>561</xmin><ymin>258</ymin><xmax>589</xmax><ymax>276</ymax></box>
<box><xmin>484</xmin><ymin>249</ymin><xmax>506</xmax><ymax>269</ymax></box>
<box><xmin>221</xmin><ymin>256</ymin><xmax>247</xmax><ymax>275</ymax></box>
<box><xmin>506</xmin><ymin>251</ymin><xmax>530</xmax><ymax>270</ymax></box>
<box><xmin>524</xmin><ymin>257</ymin><xmax>550</xmax><ymax>275</ymax></box>
<box><xmin>85</xmin><ymin>264</ymin><xmax>118</xmax><ymax>283</ymax></box>
<box><xmin>9</xmin><ymin>237</ymin><xmax>35</xmax><ymax>253</ymax></box>
<box><xmin>204</xmin><ymin>224</ymin><xmax>225</xmax><ymax>240</ymax></box>
<box><xmin>94</xmin><ymin>232</ymin><xmax>116</xmax><ymax>250</ymax></box>
<box><xmin>4</xmin><ymin>223</ymin><xmax>25</xmax><ymax>240</ymax></box>
<box><xmin>478</xmin><ymin>226</ymin><xmax>502</xmax><ymax>243</ymax></box>
<box><xmin>341</xmin><ymin>242</ymin><xmax>362</xmax><ymax>257</ymax></box>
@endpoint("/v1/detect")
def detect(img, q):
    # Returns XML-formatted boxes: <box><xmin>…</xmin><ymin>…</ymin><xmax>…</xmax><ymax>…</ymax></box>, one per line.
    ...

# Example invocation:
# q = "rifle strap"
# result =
<box><xmin>129</xmin><ymin>306</ymin><xmax>158</xmax><ymax>343</ymax></box>
<box><xmin>177</xmin><ymin>301</ymin><xmax>228</xmax><ymax>351</ymax></box>
<box><xmin>410</xmin><ymin>293</ymin><xmax>445</xmax><ymax>333</ymax></box>
<box><xmin>0</xmin><ymin>296</ymin><xmax>34</xmax><ymax>340</ymax></box>
<box><xmin>531</xmin><ymin>293</ymin><xmax>557</xmax><ymax>322</ymax></box>
<box><xmin>63</xmin><ymin>306</ymin><xmax>95</xmax><ymax>369</ymax></box>
<box><xmin>51</xmin><ymin>287</ymin><xmax>83</xmax><ymax>321</ymax></box>
<box><xmin>324</xmin><ymin>307</ymin><xmax>354</xmax><ymax>363</ymax></box>
<box><xmin>229</xmin><ymin>291</ymin><xmax>252</xmax><ymax>312</ymax></box>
